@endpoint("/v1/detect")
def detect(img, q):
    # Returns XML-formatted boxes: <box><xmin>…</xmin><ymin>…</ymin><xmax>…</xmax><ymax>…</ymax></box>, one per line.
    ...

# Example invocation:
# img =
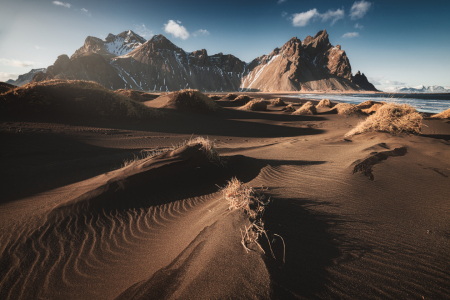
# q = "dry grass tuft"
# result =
<box><xmin>209</xmin><ymin>95</ymin><xmax>222</xmax><ymax>100</ymax></box>
<box><xmin>362</xmin><ymin>103</ymin><xmax>384</xmax><ymax>114</ymax></box>
<box><xmin>122</xmin><ymin>136</ymin><xmax>223</xmax><ymax>168</ymax></box>
<box><xmin>224</xmin><ymin>93</ymin><xmax>238</xmax><ymax>100</ymax></box>
<box><xmin>221</xmin><ymin>178</ymin><xmax>284</xmax><ymax>263</ymax></box>
<box><xmin>316</xmin><ymin>98</ymin><xmax>332</xmax><ymax>108</ymax></box>
<box><xmin>165</xmin><ymin>89</ymin><xmax>221</xmax><ymax>113</ymax></box>
<box><xmin>221</xmin><ymin>177</ymin><xmax>266</xmax><ymax>219</ymax></box>
<box><xmin>239</xmin><ymin>99</ymin><xmax>267</xmax><ymax>111</ymax></box>
<box><xmin>292</xmin><ymin>101</ymin><xmax>317</xmax><ymax>115</ymax></box>
<box><xmin>232</xmin><ymin>95</ymin><xmax>252</xmax><ymax>105</ymax></box>
<box><xmin>270</xmin><ymin>98</ymin><xmax>286</xmax><ymax>106</ymax></box>
<box><xmin>345</xmin><ymin>103</ymin><xmax>423</xmax><ymax>137</ymax></box>
<box><xmin>283</xmin><ymin>104</ymin><xmax>296</xmax><ymax>112</ymax></box>
<box><xmin>332</xmin><ymin>103</ymin><xmax>361</xmax><ymax>116</ymax></box>
<box><xmin>431</xmin><ymin>108</ymin><xmax>450</xmax><ymax>119</ymax></box>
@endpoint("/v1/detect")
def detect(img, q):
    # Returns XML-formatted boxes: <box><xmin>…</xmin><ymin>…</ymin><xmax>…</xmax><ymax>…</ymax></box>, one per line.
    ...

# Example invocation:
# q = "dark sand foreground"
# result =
<box><xmin>1</xmin><ymin>92</ymin><xmax>450</xmax><ymax>299</ymax></box>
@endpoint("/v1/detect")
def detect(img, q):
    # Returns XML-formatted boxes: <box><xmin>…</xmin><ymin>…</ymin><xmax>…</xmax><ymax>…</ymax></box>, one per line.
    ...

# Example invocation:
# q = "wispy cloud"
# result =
<box><xmin>354</xmin><ymin>23</ymin><xmax>364</xmax><ymax>29</ymax></box>
<box><xmin>292</xmin><ymin>9</ymin><xmax>319</xmax><ymax>27</ymax></box>
<box><xmin>81</xmin><ymin>8</ymin><xmax>91</xmax><ymax>16</ymax></box>
<box><xmin>52</xmin><ymin>1</ymin><xmax>71</xmax><ymax>8</ymax></box>
<box><xmin>35</xmin><ymin>45</ymin><xmax>46</xmax><ymax>50</ymax></box>
<box><xmin>368</xmin><ymin>76</ymin><xmax>384</xmax><ymax>85</ymax></box>
<box><xmin>281</xmin><ymin>11</ymin><xmax>288</xmax><ymax>18</ymax></box>
<box><xmin>0</xmin><ymin>72</ymin><xmax>20</xmax><ymax>82</ymax></box>
<box><xmin>193</xmin><ymin>29</ymin><xmax>210</xmax><ymax>37</ymax></box>
<box><xmin>164</xmin><ymin>20</ymin><xmax>189</xmax><ymax>40</ymax></box>
<box><xmin>342</xmin><ymin>32</ymin><xmax>359</xmax><ymax>38</ymax></box>
<box><xmin>385</xmin><ymin>80</ymin><xmax>406</xmax><ymax>85</ymax></box>
<box><xmin>135</xmin><ymin>24</ymin><xmax>153</xmax><ymax>38</ymax></box>
<box><xmin>321</xmin><ymin>8</ymin><xmax>345</xmax><ymax>25</ymax></box>
<box><xmin>0</xmin><ymin>58</ymin><xmax>34</xmax><ymax>67</ymax></box>
<box><xmin>350</xmin><ymin>0</ymin><xmax>372</xmax><ymax>20</ymax></box>
<box><xmin>292</xmin><ymin>8</ymin><xmax>344</xmax><ymax>27</ymax></box>
<box><xmin>277</xmin><ymin>0</ymin><xmax>287</xmax><ymax>4</ymax></box>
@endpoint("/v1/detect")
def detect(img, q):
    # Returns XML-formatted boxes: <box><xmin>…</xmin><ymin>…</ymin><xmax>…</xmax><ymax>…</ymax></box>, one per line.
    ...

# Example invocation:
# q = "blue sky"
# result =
<box><xmin>1</xmin><ymin>0</ymin><xmax>449</xmax><ymax>91</ymax></box>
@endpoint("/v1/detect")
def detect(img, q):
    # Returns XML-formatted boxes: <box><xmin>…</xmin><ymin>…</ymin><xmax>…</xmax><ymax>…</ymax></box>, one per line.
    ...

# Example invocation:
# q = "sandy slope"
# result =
<box><xmin>1</xmin><ymin>96</ymin><xmax>449</xmax><ymax>299</ymax></box>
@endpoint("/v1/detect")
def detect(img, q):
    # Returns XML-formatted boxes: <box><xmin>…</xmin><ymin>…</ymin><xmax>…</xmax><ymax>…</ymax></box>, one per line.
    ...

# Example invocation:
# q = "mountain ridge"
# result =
<box><xmin>27</xmin><ymin>30</ymin><xmax>375</xmax><ymax>92</ymax></box>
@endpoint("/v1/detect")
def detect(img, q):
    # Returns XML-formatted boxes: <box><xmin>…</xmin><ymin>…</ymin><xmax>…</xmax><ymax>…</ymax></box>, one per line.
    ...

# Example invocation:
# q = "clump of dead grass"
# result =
<box><xmin>232</xmin><ymin>95</ymin><xmax>252</xmax><ymax>105</ymax></box>
<box><xmin>316</xmin><ymin>98</ymin><xmax>332</xmax><ymax>108</ymax></box>
<box><xmin>209</xmin><ymin>95</ymin><xmax>222</xmax><ymax>100</ymax></box>
<box><xmin>292</xmin><ymin>101</ymin><xmax>317</xmax><ymax>115</ymax></box>
<box><xmin>345</xmin><ymin>103</ymin><xmax>423</xmax><ymax>137</ymax></box>
<box><xmin>431</xmin><ymin>108</ymin><xmax>450</xmax><ymax>119</ymax></box>
<box><xmin>224</xmin><ymin>93</ymin><xmax>238</xmax><ymax>100</ymax></box>
<box><xmin>122</xmin><ymin>136</ymin><xmax>223</xmax><ymax>168</ymax></box>
<box><xmin>283</xmin><ymin>104</ymin><xmax>296</xmax><ymax>112</ymax></box>
<box><xmin>239</xmin><ymin>99</ymin><xmax>267</xmax><ymax>111</ymax></box>
<box><xmin>362</xmin><ymin>103</ymin><xmax>384</xmax><ymax>114</ymax></box>
<box><xmin>165</xmin><ymin>89</ymin><xmax>221</xmax><ymax>113</ymax></box>
<box><xmin>220</xmin><ymin>178</ymin><xmax>285</xmax><ymax>263</ymax></box>
<box><xmin>332</xmin><ymin>103</ymin><xmax>361</xmax><ymax>116</ymax></box>
<box><xmin>114</xmin><ymin>89</ymin><xmax>159</xmax><ymax>102</ymax></box>
<box><xmin>270</xmin><ymin>98</ymin><xmax>286</xmax><ymax>106</ymax></box>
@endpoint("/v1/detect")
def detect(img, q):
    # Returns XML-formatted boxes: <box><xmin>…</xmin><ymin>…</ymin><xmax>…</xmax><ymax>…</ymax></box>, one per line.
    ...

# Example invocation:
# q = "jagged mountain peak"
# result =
<box><xmin>73</xmin><ymin>31</ymin><xmax>146</xmax><ymax>59</ymax></box>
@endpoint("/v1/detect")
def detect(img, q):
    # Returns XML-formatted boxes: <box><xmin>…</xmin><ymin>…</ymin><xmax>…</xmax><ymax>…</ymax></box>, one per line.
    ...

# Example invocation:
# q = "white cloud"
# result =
<box><xmin>292</xmin><ymin>9</ymin><xmax>319</xmax><ymax>27</ymax></box>
<box><xmin>368</xmin><ymin>76</ymin><xmax>384</xmax><ymax>85</ymax></box>
<box><xmin>342</xmin><ymin>32</ymin><xmax>359</xmax><ymax>38</ymax></box>
<box><xmin>135</xmin><ymin>24</ymin><xmax>153</xmax><ymax>38</ymax></box>
<box><xmin>52</xmin><ymin>1</ymin><xmax>71</xmax><ymax>8</ymax></box>
<box><xmin>292</xmin><ymin>8</ymin><xmax>345</xmax><ymax>27</ymax></box>
<box><xmin>281</xmin><ymin>11</ymin><xmax>288</xmax><ymax>18</ymax></box>
<box><xmin>35</xmin><ymin>45</ymin><xmax>46</xmax><ymax>50</ymax></box>
<box><xmin>321</xmin><ymin>8</ymin><xmax>344</xmax><ymax>25</ymax></box>
<box><xmin>193</xmin><ymin>29</ymin><xmax>210</xmax><ymax>37</ymax></box>
<box><xmin>350</xmin><ymin>0</ymin><xmax>372</xmax><ymax>20</ymax></box>
<box><xmin>277</xmin><ymin>0</ymin><xmax>287</xmax><ymax>4</ymax></box>
<box><xmin>354</xmin><ymin>23</ymin><xmax>364</xmax><ymax>29</ymax></box>
<box><xmin>0</xmin><ymin>72</ymin><xmax>20</xmax><ymax>82</ymax></box>
<box><xmin>0</xmin><ymin>58</ymin><xmax>34</xmax><ymax>67</ymax></box>
<box><xmin>385</xmin><ymin>80</ymin><xmax>406</xmax><ymax>85</ymax></box>
<box><xmin>81</xmin><ymin>8</ymin><xmax>91</xmax><ymax>16</ymax></box>
<box><xmin>164</xmin><ymin>20</ymin><xmax>190</xmax><ymax>40</ymax></box>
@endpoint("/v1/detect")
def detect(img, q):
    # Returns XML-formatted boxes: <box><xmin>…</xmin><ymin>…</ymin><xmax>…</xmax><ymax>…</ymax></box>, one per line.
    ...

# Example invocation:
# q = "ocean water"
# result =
<box><xmin>284</xmin><ymin>93</ymin><xmax>450</xmax><ymax>114</ymax></box>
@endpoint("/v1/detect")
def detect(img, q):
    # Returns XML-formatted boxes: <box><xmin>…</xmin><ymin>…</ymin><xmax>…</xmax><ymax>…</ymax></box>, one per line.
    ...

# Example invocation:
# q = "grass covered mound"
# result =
<box><xmin>163</xmin><ymin>89</ymin><xmax>221</xmax><ymax>113</ymax></box>
<box><xmin>292</xmin><ymin>101</ymin><xmax>317</xmax><ymax>115</ymax></box>
<box><xmin>209</xmin><ymin>95</ymin><xmax>222</xmax><ymax>100</ymax></box>
<box><xmin>224</xmin><ymin>93</ymin><xmax>238</xmax><ymax>100</ymax></box>
<box><xmin>431</xmin><ymin>108</ymin><xmax>450</xmax><ymax>119</ymax></box>
<box><xmin>0</xmin><ymin>82</ymin><xmax>16</xmax><ymax>94</ymax></box>
<box><xmin>362</xmin><ymin>103</ymin><xmax>384</xmax><ymax>114</ymax></box>
<box><xmin>345</xmin><ymin>103</ymin><xmax>423</xmax><ymax>137</ymax></box>
<box><xmin>0</xmin><ymin>79</ymin><xmax>160</xmax><ymax>121</ymax></box>
<box><xmin>232</xmin><ymin>95</ymin><xmax>252</xmax><ymax>105</ymax></box>
<box><xmin>283</xmin><ymin>104</ymin><xmax>296</xmax><ymax>112</ymax></box>
<box><xmin>114</xmin><ymin>89</ymin><xmax>159</xmax><ymax>102</ymax></box>
<box><xmin>270</xmin><ymin>98</ymin><xmax>286</xmax><ymax>106</ymax></box>
<box><xmin>239</xmin><ymin>99</ymin><xmax>267</xmax><ymax>111</ymax></box>
<box><xmin>316</xmin><ymin>98</ymin><xmax>332</xmax><ymax>108</ymax></box>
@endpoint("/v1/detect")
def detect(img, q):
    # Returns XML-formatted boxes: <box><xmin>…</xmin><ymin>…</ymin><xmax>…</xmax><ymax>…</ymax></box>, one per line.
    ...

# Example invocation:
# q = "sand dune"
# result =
<box><xmin>1</xmin><ymin>92</ymin><xmax>450</xmax><ymax>299</ymax></box>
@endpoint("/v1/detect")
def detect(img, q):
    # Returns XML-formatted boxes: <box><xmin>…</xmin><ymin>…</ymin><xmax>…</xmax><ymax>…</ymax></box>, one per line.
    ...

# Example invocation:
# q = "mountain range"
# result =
<box><xmin>7</xmin><ymin>30</ymin><xmax>378</xmax><ymax>92</ymax></box>
<box><xmin>384</xmin><ymin>85</ymin><xmax>450</xmax><ymax>93</ymax></box>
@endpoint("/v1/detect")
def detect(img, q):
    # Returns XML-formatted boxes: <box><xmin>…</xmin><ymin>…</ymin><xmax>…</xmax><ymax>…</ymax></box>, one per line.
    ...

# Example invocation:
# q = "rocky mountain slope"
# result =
<box><xmin>7</xmin><ymin>68</ymin><xmax>46</xmax><ymax>86</ymax></box>
<box><xmin>240</xmin><ymin>30</ymin><xmax>358</xmax><ymax>91</ymax></box>
<box><xmin>29</xmin><ymin>29</ymin><xmax>374</xmax><ymax>92</ymax></box>
<box><xmin>351</xmin><ymin>71</ymin><xmax>378</xmax><ymax>91</ymax></box>
<box><xmin>72</xmin><ymin>30</ymin><xmax>146</xmax><ymax>59</ymax></box>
